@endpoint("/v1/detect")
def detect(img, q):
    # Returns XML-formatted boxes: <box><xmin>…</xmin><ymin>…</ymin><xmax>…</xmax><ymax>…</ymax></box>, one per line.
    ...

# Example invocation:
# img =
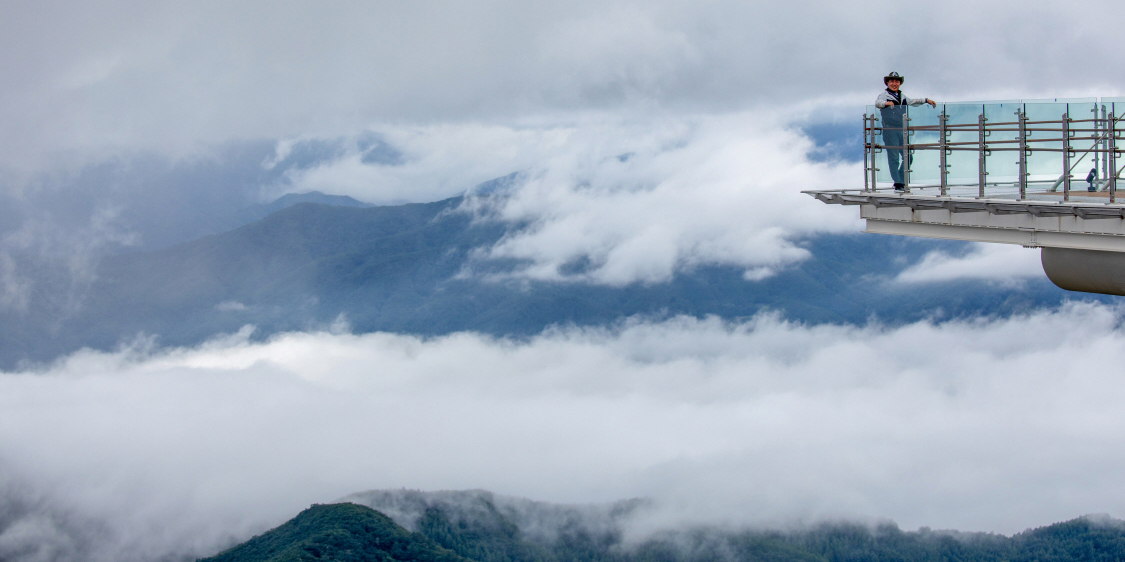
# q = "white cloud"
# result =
<box><xmin>4</xmin><ymin>304</ymin><xmax>1125</xmax><ymax>560</ymax></box>
<box><xmin>465</xmin><ymin>114</ymin><xmax>856</xmax><ymax>285</ymax></box>
<box><xmin>896</xmin><ymin>242</ymin><xmax>1045</xmax><ymax>285</ymax></box>
<box><xmin>1</xmin><ymin>0</ymin><xmax>1123</xmax><ymax>171</ymax></box>
<box><xmin>284</xmin><ymin>122</ymin><xmax>569</xmax><ymax>205</ymax></box>
<box><xmin>284</xmin><ymin>114</ymin><xmax>859</xmax><ymax>285</ymax></box>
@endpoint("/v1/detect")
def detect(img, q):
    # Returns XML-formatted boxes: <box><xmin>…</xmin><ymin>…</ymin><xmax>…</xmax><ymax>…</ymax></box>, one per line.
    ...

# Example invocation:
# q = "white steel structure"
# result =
<box><xmin>806</xmin><ymin>98</ymin><xmax>1125</xmax><ymax>295</ymax></box>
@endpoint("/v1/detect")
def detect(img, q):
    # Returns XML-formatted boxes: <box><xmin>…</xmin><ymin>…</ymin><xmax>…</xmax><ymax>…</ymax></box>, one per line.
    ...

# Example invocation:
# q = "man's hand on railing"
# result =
<box><xmin>926</xmin><ymin>99</ymin><xmax>936</xmax><ymax>108</ymax></box>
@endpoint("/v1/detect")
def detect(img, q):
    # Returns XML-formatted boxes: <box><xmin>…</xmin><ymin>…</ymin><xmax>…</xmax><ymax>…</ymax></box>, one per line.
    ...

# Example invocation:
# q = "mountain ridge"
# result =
<box><xmin>198</xmin><ymin>502</ymin><xmax>469</xmax><ymax>562</ymax></box>
<box><xmin>0</xmin><ymin>194</ymin><xmax>1103</xmax><ymax>370</ymax></box>
<box><xmin>196</xmin><ymin>492</ymin><xmax>1125</xmax><ymax>562</ymax></box>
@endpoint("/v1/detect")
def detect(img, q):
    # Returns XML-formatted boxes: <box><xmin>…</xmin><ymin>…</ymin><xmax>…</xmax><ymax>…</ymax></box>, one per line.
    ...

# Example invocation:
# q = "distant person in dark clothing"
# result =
<box><xmin>875</xmin><ymin>72</ymin><xmax>936</xmax><ymax>192</ymax></box>
<box><xmin>1087</xmin><ymin>168</ymin><xmax>1098</xmax><ymax>192</ymax></box>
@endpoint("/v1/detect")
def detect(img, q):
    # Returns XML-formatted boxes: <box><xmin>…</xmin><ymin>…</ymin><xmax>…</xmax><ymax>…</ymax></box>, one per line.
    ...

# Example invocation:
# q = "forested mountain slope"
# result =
<box><xmin>199</xmin><ymin>493</ymin><xmax>1125</xmax><ymax>562</ymax></box>
<box><xmin>199</xmin><ymin>503</ymin><xmax>468</xmax><ymax>562</ymax></box>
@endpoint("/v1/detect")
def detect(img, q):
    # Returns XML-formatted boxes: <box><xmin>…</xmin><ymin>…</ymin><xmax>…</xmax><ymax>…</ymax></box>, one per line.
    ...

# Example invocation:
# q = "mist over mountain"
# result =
<box><xmin>198</xmin><ymin>503</ymin><xmax>467</xmax><ymax>562</ymax></box>
<box><xmin>0</xmin><ymin>189</ymin><xmax>1100</xmax><ymax>369</ymax></box>
<box><xmin>232</xmin><ymin>190</ymin><xmax>374</xmax><ymax>227</ymax></box>
<box><xmin>196</xmin><ymin>492</ymin><xmax>1125</xmax><ymax>562</ymax></box>
<box><xmin>345</xmin><ymin>489</ymin><xmax>641</xmax><ymax>547</ymax></box>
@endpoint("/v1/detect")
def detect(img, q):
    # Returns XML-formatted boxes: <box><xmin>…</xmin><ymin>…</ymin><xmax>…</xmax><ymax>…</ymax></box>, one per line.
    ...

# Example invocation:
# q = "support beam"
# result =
<box><xmin>865</xmin><ymin>219</ymin><xmax>1125</xmax><ymax>252</ymax></box>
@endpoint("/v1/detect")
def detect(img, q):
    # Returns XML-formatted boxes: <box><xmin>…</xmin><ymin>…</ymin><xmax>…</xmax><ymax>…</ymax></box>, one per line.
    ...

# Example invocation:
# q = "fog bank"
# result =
<box><xmin>3</xmin><ymin>304</ymin><xmax>1125</xmax><ymax>559</ymax></box>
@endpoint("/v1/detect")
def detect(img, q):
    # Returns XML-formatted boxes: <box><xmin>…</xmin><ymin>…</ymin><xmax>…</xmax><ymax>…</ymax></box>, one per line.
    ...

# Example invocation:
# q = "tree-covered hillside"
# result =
<box><xmin>1</xmin><ymin>195</ymin><xmax>1103</xmax><ymax>369</ymax></box>
<box><xmin>199</xmin><ymin>503</ymin><xmax>468</xmax><ymax>562</ymax></box>
<box><xmin>199</xmin><ymin>495</ymin><xmax>1125</xmax><ymax>562</ymax></box>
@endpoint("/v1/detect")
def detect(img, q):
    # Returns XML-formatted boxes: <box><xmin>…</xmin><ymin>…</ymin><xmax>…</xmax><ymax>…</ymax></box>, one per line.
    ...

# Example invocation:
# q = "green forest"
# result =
<box><xmin>200</xmin><ymin>502</ymin><xmax>1125</xmax><ymax>562</ymax></box>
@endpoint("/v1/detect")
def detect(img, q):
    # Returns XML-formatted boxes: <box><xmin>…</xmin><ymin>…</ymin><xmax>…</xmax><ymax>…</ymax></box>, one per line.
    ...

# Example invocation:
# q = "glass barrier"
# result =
<box><xmin>865</xmin><ymin>104</ymin><xmax>883</xmax><ymax>186</ymax></box>
<box><xmin>1048</xmin><ymin>100</ymin><xmax>1097</xmax><ymax>201</ymax></box>
<box><xmin>1103</xmin><ymin>98</ymin><xmax>1125</xmax><ymax>199</ymax></box>
<box><xmin>942</xmin><ymin>102</ymin><xmax>984</xmax><ymax>194</ymax></box>
<box><xmin>863</xmin><ymin>97</ymin><xmax>1125</xmax><ymax>202</ymax></box>
<box><xmin>906</xmin><ymin>103</ymin><xmax>941</xmax><ymax>188</ymax></box>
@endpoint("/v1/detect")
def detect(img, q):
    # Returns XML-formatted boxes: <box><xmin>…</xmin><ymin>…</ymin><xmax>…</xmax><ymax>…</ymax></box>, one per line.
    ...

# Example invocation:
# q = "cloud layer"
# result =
<box><xmin>4</xmin><ymin>304</ymin><xmax>1125</xmax><ymax>560</ymax></box>
<box><xmin>459</xmin><ymin>114</ymin><xmax>856</xmax><ymax>284</ymax></box>
<box><xmin>0</xmin><ymin>113</ymin><xmax>864</xmax><ymax>317</ymax></box>
<box><xmin>896</xmin><ymin>242</ymin><xmax>1045</xmax><ymax>285</ymax></box>
<box><xmin>280</xmin><ymin>114</ymin><xmax>860</xmax><ymax>285</ymax></box>
<box><xmin>2</xmin><ymin>0</ymin><xmax>1123</xmax><ymax>172</ymax></box>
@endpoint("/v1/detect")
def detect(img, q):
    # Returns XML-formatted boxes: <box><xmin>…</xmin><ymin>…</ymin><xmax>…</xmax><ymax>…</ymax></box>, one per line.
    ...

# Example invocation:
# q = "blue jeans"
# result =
<box><xmin>882</xmin><ymin>128</ymin><xmax>909</xmax><ymax>185</ymax></box>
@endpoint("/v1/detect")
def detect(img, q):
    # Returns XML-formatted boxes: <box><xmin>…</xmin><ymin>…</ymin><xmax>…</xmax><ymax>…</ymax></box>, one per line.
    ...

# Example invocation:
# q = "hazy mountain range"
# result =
<box><xmin>0</xmin><ymin>187</ymin><xmax>1104</xmax><ymax>370</ymax></box>
<box><xmin>199</xmin><ymin>490</ymin><xmax>1125</xmax><ymax>562</ymax></box>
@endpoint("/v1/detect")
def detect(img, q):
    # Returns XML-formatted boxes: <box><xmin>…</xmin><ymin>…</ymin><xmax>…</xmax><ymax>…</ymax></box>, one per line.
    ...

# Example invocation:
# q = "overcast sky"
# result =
<box><xmin>1</xmin><ymin>0</ymin><xmax>1121</xmax><ymax>171</ymax></box>
<box><xmin>1</xmin><ymin>2</ymin><xmax>1123</xmax><ymax>560</ymax></box>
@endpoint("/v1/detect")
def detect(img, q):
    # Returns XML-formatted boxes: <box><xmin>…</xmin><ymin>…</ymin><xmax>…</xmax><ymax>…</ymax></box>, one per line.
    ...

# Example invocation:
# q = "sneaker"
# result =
<box><xmin>893</xmin><ymin>183</ymin><xmax>905</xmax><ymax>192</ymax></box>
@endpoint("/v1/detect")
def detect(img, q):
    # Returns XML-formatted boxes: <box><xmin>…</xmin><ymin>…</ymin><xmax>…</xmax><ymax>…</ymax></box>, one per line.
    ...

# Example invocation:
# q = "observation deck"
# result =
<box><xmin>806</xmin><ymin>98</ymin><xmax>1125</xmax><ymax>295</ymax></box>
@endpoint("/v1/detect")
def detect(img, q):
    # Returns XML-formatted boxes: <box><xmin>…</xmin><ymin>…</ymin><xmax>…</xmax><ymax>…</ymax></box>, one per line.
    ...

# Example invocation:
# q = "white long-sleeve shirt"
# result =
<box><xmin>875</xmin><ymin>89</ymin><xmax>927</xmax><ymax>108</ymax></box>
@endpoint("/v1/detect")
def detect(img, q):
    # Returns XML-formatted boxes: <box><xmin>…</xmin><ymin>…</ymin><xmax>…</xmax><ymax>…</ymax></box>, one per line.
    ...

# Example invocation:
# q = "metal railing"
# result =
<box><xmin>865</xmin><ymin>98</ymin><xmax>1125</xmax><ymax>204</ymax></box>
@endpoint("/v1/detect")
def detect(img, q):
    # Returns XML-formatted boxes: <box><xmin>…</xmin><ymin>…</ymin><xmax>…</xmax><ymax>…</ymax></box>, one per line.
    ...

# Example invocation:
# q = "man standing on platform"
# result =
<box><xmin>876</xmin><ymin>72</ymin><xmax>936</xmax><ymax>192</ymax></box>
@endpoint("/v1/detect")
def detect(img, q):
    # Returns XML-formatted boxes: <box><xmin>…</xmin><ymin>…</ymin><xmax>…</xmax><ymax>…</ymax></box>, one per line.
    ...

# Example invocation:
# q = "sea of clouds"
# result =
<box><xmin>4</xmin><ymin>304</ymin><xmax>1125</xmax><ymax>561</ymax></box>
<box><xmin>1</xmin><ymin>2</ymin><xmax>1122</xmax><ymax>561</ymax></box>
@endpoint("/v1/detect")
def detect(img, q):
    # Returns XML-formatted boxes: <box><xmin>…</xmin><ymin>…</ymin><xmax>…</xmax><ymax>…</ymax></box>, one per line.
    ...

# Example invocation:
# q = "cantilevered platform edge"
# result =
<box><xmin>805</xmin><ymin>190</ymin><xmax>1125</xmax><ymax>252</ymax></box>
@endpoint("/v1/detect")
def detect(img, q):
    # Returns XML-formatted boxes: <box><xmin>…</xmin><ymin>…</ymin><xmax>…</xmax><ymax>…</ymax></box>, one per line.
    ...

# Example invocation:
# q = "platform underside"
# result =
<box><xmin>806</xmin><ymin>189</ymin><xmax>1125</xmax><ymax>295</ymax></box>
<box><xmin>809</xmin><ymin>190</ymin><xmax>1125</xmax><ymax>252</ymax></box>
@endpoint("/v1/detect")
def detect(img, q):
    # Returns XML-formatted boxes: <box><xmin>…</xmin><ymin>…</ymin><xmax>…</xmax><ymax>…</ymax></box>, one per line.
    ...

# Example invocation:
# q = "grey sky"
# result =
<box><xmin>1</xmin><ymin>0</ymin><xmax>1121</xmax><ymax>171</ymax></box>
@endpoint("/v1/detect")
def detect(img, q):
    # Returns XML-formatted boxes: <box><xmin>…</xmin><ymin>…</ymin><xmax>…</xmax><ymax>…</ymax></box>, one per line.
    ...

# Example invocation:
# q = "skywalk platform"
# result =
<box><xmin>806</xmin><ymin>97</ymin><xmax>1125</xmax><ymax>295</ymax></box>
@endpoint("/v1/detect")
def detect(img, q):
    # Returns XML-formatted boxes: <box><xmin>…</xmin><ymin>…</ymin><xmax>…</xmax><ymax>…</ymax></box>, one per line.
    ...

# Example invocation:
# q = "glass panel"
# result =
<box><xmin>867</xmin><ymin>104</ymin><xmax>891</xmax><ymax>189</ymax></box>
<box><xmin>1067</xmin><ymin>102</ymin><xmax>1105</xmax><ymax>199</ymax></box>
<box><xmin>905</xmin><ymin>103</ymin><xmax>941</xmax><ymax>190</ymax></box>
<box><xmin>1058</xmin><ymin>102</ymin><xmax>1098</xmax><ymax>201</ymax></box>
<box><xmin>981</xmin><ymin>101</ymin><xmax>1022</xmax><ymax>199</ymax></box>
<box><xmin>941</xmin><ymin>102</ymin><xmax>985</xmax><ymax>198</ymax></box>
<box><xmin>1022</xmin><ymin>100</ymin><xmax>1066</xmax><ymax>201</ymax></box>
<box><xmin>873</xmin><ymin>101</ymin><xmax>907</xmax><ymax>189</ymax></box>
<box><xmin>1023</xmin><ymin>97</ymin><xmax>1098</xmax><ymax>104</ymax></box>
<box><xmin>1103</xmin><ymin>99</ymin><xmax>1125</xmax><ymax>198</ymax></box>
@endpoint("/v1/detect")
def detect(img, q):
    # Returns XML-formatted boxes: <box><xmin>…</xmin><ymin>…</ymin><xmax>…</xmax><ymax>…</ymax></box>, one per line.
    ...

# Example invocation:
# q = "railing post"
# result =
<box><xmin>1093</xmin><ymin>105</ymin><xmax>1102</xmax><ymax>190</ymax></box>
<box><xmin>939</xmin><ymin>110</ymin><xmax>948</xmax><ymax>196</ymax></box>
<box><xmin>1103</xmin><ymin>104</ymin><xmax>1110</xmax><ymax>186</ymax></box>
<box><xmin>870</xmin><ymin>114</ymin><xmax>880</xmax><ymax>190</ymax></box>
<box><xmin>1062</xmin><ymin>110</ymin><xmax>1071</xmax><ymax>202</ymax></box>
<box><xmin>1110</xmin><ymin>112</ymin><xmax>1117</xmax><ymax>203</ymax></box>
<box><xmin>978</xmin><ymin>110</ymin><xmax>988</xmax><ymax>198</ymax></box>
<box><xmin>863</xmin><ymin>113</ymin><xmax>870</xmax><ymax>192</ymax></box>
<box><xmin>903</xmin><ymin>110</ymin><xmax>911</xmax><ymax>193</ymax></box>
<box><xmin>1017</xmin><ymin>108</ymin><xmax>1028</xmax><ymax>200</ymax></box>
